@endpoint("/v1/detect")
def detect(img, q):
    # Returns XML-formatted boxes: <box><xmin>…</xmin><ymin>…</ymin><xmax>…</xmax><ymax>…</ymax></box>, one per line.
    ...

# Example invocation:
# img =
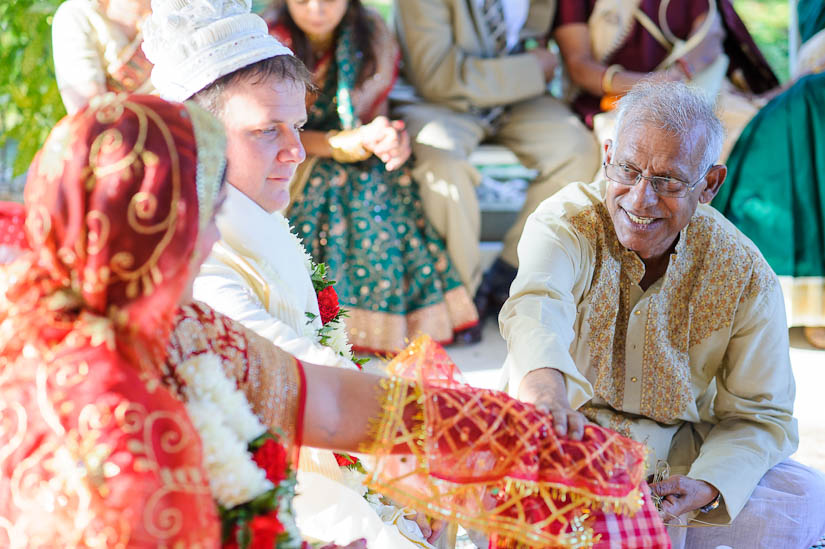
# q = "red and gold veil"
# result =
<box><xmin>0</xmin><ymin>94</ymin><xmax>227</xmax><ymax>547</ymax></box>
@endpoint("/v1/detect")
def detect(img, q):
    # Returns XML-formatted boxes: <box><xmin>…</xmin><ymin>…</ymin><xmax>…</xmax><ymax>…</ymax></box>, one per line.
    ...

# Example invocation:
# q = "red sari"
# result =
<box><xmin>0</xmin><ymin>95</ymin><xmax>225</xmax><ymax>547</ymax></box>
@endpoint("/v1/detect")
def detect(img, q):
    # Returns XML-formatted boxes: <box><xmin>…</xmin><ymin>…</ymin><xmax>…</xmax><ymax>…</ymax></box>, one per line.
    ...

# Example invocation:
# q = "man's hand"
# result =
<box><xmin>651</xmin><ymin>475</ymin><xmax>719</xmax><ymax>519</ymax></box>
<box><xmin>529</xmin><ymin>47</ymin><xmax>558</xmax><ymax>83</ymax></box>
<box><xmin>518</xmin><ymin>368</ymin><xmax>586</xmax><ymax>440</ymax></box>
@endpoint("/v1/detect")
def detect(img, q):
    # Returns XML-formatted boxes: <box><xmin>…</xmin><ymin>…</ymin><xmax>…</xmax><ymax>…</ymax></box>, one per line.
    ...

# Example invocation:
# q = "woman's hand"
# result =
<box><xmin>359</xmin><ymin>116</ymin><xmax>411</xmax><ymax>171</ymax></box>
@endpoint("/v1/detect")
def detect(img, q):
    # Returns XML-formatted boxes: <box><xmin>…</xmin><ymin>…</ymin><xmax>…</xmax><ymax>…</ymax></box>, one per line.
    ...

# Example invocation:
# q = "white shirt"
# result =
<box><xmin>474</xmin><ymin>0</ymin><xmax>530</xmax><ymax>51</ymax></box>
<box><xmin>193</xmin><ymin>185</ymin><xmax>351</xmax><ymax>369</ymax></box>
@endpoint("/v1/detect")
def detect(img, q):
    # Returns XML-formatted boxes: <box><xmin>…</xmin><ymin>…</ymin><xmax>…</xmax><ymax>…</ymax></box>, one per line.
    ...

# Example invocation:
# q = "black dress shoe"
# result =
<box><xmin>474</xmin><ymin>258</ymin><xmax>518</xmax><ymax>319</ymax></box>
<box><xmin>454</xmin><ymin>321</ymin><xmax>483</xmax><ymax>345</ymax></box>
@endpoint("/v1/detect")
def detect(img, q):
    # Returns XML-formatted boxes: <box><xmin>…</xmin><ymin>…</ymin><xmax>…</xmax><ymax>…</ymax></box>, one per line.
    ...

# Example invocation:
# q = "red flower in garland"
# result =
<box><xmin>249</xmin><ymin>512</ymin><xmax>286</xmax><ymax>549</ymax></box>
<box><xmin>317</xmin><ymin>286</ymin><xmax>340</xmax><ymax>325</ymax></box>
<box><xmin>252</xmin><ymin>438</ymin><xmax>288</xmax><ymax>485</ymax></box>
<box><xmin>334</xmin><ymin>452</ymin><xmax>360</xmax><ymax>468</ymax></box>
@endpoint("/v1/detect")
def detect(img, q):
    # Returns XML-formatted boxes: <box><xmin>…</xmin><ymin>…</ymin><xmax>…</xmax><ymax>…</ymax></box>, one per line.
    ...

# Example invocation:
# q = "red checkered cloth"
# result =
<box><xmin>590</xmin><ymin>483</ymin><xmax>671</xmax><ymax>548</ymax></box>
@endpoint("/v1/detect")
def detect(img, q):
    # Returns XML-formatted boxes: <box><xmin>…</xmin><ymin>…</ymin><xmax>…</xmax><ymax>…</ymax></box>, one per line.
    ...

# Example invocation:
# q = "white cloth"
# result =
<box><xmin>474</xmin><ymin>0</ymin><xmax>529</xmax><ymax>51</ymax></box>
<box><xmin>143</xmin><ymin>0</ymin><xmax>293</xmax><ymax>101</ymax></box>
<box><xmin>295</xmin><ymin>472</ymin><xmax>433</xmax><ymax>549</ymax></box>
<box><xmin>500</xmin><ymin>180</ymin><xmax>798</xmax><ymax>524</ymax></box>
<box><xmin>193</xmin><ymin>184</ymin><xmax>350</xmax><ymax>368</ymax></box>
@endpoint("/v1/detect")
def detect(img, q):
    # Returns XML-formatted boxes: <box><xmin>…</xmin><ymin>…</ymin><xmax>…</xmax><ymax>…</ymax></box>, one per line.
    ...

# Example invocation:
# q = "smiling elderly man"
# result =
<box><xmin>500</xmin><ymin>81</ymin><xmax>825</xmax><ymax>548</ymax></box>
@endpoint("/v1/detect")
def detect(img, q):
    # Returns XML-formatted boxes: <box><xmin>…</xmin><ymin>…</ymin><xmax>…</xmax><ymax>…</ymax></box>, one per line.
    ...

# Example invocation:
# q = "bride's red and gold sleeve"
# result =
<box><xmin>0</xmin><ymin>345</ymin><xmax>219</xmax><ymax>547</ymax></box>
<box><xmin>167</xmin><ymin>301</ymin><xmax>306</xmax><ymax>461</ymax></box>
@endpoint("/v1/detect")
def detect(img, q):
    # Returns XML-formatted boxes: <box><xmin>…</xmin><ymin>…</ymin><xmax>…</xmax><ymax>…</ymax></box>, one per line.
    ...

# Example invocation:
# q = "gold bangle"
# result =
<box><xmin>326</xmin><ymin>129</ymin><xmax>371</xmax><ymax>163</ymax></box>
<box><xmin>602</xmin><ymin>64</ymin><xmax>623</xmax><ymax>95</ymax></box>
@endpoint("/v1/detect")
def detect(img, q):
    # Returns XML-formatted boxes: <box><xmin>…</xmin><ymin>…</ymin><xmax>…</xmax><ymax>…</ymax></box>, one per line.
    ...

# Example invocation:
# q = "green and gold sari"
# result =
<box><xmin>270</xmin><ymin>13</ymin><xmax>478</xmax><ymax>354</ymax></box>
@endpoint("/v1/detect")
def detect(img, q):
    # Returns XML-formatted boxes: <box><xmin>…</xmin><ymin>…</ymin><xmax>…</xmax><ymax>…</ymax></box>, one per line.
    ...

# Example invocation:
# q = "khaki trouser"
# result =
<box><xmin>396</xmin><ymin>95</ymin><xmax>599</xmax><ymax>293</ymax></box>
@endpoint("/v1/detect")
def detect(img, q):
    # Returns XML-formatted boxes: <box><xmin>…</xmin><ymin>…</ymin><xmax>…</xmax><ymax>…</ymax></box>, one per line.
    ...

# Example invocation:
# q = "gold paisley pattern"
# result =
<box><xmin>569</xmin><ymin>203</ymin><xmax>775</xmax><ymax>423</ymax></box>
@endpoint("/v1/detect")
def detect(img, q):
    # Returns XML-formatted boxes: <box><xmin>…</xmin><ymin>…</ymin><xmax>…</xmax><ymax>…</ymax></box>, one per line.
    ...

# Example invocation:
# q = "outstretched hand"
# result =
<box><xmin>650</xmin><ymin>475</ymin><xmax>719</xmax><ymax>520</ymax></box>
<box><xmin>518</xmin><ymin>368</ymin><xmax>586</xmax><ymax>441</ymax></box>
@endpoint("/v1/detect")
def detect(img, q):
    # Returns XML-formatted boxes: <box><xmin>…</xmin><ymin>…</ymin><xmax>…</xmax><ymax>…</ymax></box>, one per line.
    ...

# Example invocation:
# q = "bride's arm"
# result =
<box><xmin>302</xmin><ymin>363</ymin><xmax>386</xmax><ymax>451</ymax></box>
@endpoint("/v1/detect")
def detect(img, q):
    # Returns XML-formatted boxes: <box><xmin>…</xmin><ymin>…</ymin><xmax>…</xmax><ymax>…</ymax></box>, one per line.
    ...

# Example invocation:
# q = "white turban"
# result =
<box><xmin>142</xmin><ymin>0</ymin><xmax>294</xmax><ymax>102</ymax></box>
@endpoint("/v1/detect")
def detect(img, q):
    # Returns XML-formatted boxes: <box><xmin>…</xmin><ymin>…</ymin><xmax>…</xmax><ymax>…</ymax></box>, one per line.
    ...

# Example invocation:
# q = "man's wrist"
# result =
<box><xmin>698</xmin><ymin>491</ymin><xmax>721</xmax><ymax>513</ymax></box>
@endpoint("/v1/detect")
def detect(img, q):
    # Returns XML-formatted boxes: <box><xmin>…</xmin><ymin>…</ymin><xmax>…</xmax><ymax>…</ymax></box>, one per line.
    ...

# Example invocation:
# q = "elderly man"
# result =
<box><xmin>394</xmin><ymin>0</ymin><xmax>600</xmax><ymax>341</ymax></box>
<box><xmin>500</xmin><ymin>81</ymin><xmax>825</xmax><ymax>548</ymax></box>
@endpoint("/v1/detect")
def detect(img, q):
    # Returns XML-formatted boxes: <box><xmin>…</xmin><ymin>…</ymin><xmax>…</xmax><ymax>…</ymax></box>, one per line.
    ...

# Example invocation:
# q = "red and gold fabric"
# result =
<box><xmin>166</xmin><ymin>300</ymin><xmax>308</xmax><ymax>465</ymax></box>
<box><xmin>0</xmin><ymin>94</ymin><xmax>226</xmax><ymax>546</ymax></box>
<box><xmin>363</xmin><ymin>336</ymin><xmax>667</xmax><ymax>548</ymax></box>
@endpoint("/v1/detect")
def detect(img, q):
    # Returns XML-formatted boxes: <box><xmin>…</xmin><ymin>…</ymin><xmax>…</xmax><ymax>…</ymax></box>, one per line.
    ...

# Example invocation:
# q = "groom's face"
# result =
<box><xmin>219</xmin><ymin>74</ymin><xmax>307</xmax><ymax>213</ymax></box>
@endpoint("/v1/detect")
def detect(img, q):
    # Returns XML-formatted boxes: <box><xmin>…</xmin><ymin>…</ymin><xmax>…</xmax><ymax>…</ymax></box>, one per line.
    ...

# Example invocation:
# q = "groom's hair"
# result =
<box><xmin>191</xmin><ymin>54</ymin><xmax>316</xmax><ymax>118</ymax></box>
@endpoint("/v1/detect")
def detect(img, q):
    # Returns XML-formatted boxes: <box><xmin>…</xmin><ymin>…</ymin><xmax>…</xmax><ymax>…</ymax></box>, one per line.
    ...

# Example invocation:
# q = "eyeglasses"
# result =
<box><xmin>603</xmin><ymin>162</ymin><xmax>712</xmax><ymax>198</ymax></box>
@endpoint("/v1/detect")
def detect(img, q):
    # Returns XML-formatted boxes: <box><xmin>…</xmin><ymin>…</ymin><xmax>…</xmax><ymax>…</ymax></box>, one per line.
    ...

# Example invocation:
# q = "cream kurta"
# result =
<box><xmin>193</xmin><ymin>184</ymin><xmax>351</xmax><ymax>369</ymax></box>
<box><xmin>52</xmin><ymin>0</ymin><xmax>153</xmax><ymax>112</ymax></box>
<box><xmin>192</xmin><ymin>187</ymin><xmax>428</xmax><ymax>548</ymax></box>
<box><xmin>500</xmin><ymin>180</ymin><xmax>798</xmax><ymax>524</ymax></box>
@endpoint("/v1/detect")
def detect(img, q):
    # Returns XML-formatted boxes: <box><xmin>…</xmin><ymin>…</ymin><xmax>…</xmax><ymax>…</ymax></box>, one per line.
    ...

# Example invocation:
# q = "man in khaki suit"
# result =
<box><xmin>394</xmin><ymin>0</ymin><xmax>599</xmax><ymax>341</ymax></box>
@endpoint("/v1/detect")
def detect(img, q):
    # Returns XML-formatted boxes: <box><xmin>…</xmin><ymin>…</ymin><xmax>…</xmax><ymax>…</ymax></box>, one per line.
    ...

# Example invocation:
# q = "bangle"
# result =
<box><xmin>699</xmin><ymin>492</ymin><xmax>721</xmax><ymax>513</ymax></box>
<box><xmin>326</xmin><ymin>129</ymin><xmax>371</xmax><ymax>163</ymax></box>
<box><xmin>601</xmin><ymin>64</ymin><xmax>623</xmax><ymax>95</ymax></box>
<box><xmin>676</xmin><ymin>58</ymin><xmax>694</xmax><ymax>80</ymax></box>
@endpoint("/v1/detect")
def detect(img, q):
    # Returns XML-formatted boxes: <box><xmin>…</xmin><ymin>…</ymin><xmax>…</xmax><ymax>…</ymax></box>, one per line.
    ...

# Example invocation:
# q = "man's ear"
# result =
<box><xmin>699</xmin><ymin>164</ymin><xmax>727</xmax><ymax>204</ymax></box>
<box><xmin>604</xmin><ymin>139</ymin><xmax>613</xmax><ymax>164</ymax></box>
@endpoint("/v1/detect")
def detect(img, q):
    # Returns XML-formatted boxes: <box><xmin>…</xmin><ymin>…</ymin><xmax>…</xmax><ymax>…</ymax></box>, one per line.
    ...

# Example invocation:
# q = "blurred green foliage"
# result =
<box><xmin>0</xmin><ymin>0</ymin><xmax>65</xmax><ymax>177</ymax></box>
<box><xmin>734</xmin><ymin>0</ymin><xmax>790</xmax><ymax>82</ymax></box>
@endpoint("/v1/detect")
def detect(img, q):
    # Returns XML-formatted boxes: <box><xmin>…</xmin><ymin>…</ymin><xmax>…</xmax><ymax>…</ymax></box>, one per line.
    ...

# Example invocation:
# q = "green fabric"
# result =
<box><xmin>798</xmin><ymin>0</ymin><xmax>825</xmax><ymax>44</ymax></box>
<box><xmin>713</xmin><ymin>72</ymin><xmax>825</xmax><ymax>278</ymax></box>
<box><xmin>288</xmin><ymin>31</ymin><xmax>468</xmax><ymax>334</ymax></box>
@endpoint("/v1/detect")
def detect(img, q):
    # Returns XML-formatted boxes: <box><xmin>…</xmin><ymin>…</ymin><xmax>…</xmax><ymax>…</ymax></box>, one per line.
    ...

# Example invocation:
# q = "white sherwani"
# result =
<box><xmin>194</xmin><ymin>185</ymin><xmax>350</xmax><ymax>369</ymax></box>
<box><xmin>500</xmin><ymin>180</ymin><xmax>798</xmax><ymax>524</ymax></box>
<box><xmin>194</xmin><ymin>185</ymin><xmax>428</xmax><ymax>548</ymax></box>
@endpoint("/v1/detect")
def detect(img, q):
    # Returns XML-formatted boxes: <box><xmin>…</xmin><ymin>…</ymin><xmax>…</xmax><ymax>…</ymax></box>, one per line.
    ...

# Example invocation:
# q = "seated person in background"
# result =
<box><xmin>500</xmin><ymin>81</ymin><xmax>825</xmax><ymax>549</ymax></box>
<box><xmin>713</xmin><ymin>71</ymin><xmax>825</xmax><ymax>349</ymax></box>
<box><xmin>267</xmin><ymin>0</ymin><xmax>478</xmax><ymax>355</ymax></box>
<box><xmin>554</xmin><ymin>0</ymin><xmax>778</xmax><ymax>159</ymax></box>
<box><xmin>796</xmin><ymin>0</ymin><xmax>825</xmax><ymax>76</ymax></box>
<box><xmin>52</xmin><ymin>0</ymin><xmax>154</xmax><ymax>114</ymax></box>
<box><xmin>393</xmin><ymin>0</ymin><xmax>600</xmax><ymax>340</ymax></box>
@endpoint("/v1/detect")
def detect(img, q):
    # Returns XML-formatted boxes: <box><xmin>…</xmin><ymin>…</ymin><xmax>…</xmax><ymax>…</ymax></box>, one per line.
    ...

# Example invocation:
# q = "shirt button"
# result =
<box><xmin>630</xmin><ymin>376</ymin><xmax>638</xmax><ymax>382</ymax></box>
<box><xmin>634</xmin><ymin>310</ymin><xmax>641</xmax><ymax>316</ymax></box>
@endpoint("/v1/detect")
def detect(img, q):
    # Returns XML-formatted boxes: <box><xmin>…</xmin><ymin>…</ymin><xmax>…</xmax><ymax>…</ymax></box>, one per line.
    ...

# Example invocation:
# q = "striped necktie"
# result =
<box><xmin>481</xmin><ymin>0</ymin><xmax>508</xmax><ymax>55</ymax></box>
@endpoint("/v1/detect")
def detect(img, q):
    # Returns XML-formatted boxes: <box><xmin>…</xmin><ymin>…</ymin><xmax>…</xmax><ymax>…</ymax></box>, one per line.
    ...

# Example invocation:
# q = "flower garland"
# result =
<box><xmin>176</xmin><ymin>353</ymin><xmax>303</xmax><ymax>548</ymax></box>
<box><xmin>271</xmin><ymin>213</ymin><xmax>363</xmax><ymax>368</ymax></box>
<box><xmin>306</xmin><ymin>262</ymin><xmax>369</xmax><ymax>369</ymax></box>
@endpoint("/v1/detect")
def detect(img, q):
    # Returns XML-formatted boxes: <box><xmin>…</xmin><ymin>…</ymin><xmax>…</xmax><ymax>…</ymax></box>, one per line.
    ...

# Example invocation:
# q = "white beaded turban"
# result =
<box><xmin>142</xmin><ymin>0</ymin><xmax>294</xmax><ymax>102</ymax></box>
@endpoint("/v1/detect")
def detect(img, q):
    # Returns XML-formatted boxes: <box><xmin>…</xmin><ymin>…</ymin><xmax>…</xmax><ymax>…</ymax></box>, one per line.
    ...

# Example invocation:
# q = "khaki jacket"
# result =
<box><xmin>394</xmin><ymin>0</ymin><xmax>556</xmax><ymax>111</ymax></box>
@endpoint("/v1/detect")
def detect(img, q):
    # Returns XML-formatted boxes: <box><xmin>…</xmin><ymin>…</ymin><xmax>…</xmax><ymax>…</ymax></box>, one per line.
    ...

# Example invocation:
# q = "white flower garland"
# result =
<box><xmin>176</xmin><ymin>353</ymin><xmax>272</xmax><ymax>508</ymax></box>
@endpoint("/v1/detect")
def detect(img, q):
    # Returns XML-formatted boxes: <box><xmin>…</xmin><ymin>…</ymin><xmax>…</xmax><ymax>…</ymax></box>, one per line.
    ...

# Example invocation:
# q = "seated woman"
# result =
<box><xmin>52</xmin><ymin>0</ymin><xmax>154</xmax><ymax>114</ymax></box>
<box><xmin>554</xmin><ymin>0</ymin><xmax>778</xmax><ymax>159</ymax></box>
<box><xmin>713</xmin><ymin>17</ymin><xmax>825</xmax><ymax>350</ymax></box>
<box><xmin>0</xmin><ymin>93</ymin><xmax>663</xmax><ymax>548</ymax></box>
<box><xmin>267</xmin><ymin>0</ymin><xmax>478</xmax><ymax>353</ymax></box>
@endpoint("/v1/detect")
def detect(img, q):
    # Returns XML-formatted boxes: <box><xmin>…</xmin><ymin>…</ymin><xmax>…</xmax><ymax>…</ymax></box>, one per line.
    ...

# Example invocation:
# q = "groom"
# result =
<box><xmin>144</xmin><ymin>1</ymin><xmax>351</xmax><ymax>369</ymax></box>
